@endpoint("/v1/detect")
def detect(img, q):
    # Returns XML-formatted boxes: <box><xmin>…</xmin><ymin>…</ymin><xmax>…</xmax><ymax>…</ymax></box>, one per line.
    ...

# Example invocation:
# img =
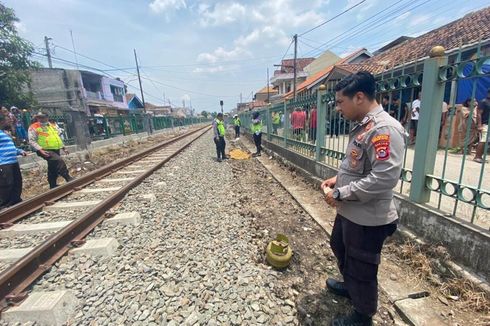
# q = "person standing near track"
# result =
<box><xmin>251</xmin><ymin>111</ymin><xmax>263</xmax><ymax>157</ymax></box>
<box><xmin>321</xmin><ymin>71</ymin><xmax>406</xmax><ymax>326</ymax></box>
<box><xmin>28</xmin><ymin>112</ymin><xmax>73</xmax><ymax>188</ymax></box>
<box><xmin>0</xmin><ymin>114</ymin><xmax>26</xmax><ymax>209</ymax></box>
<box><xmin>232</xmin><ymin>114</ymin><xmax>241</xmax><ymax>139</ymax></box>
<box><xmin>212</xmin><ymin>113</ymin><xmax>226</xmax><ymax>162</ymax></box>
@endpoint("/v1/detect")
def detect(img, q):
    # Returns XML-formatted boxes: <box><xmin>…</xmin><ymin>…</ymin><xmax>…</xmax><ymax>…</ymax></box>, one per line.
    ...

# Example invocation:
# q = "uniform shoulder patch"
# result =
<box><xmin>371</xmin><ymin>134</ymin><xmax>390</xmax><ymax>161</ymax></box>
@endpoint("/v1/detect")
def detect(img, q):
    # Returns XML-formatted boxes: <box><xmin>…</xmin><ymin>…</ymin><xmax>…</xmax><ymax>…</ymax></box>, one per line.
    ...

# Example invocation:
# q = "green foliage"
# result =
<box><xmin>0</xmin><ymin>2</ymin><xmax>38</xmax><ymax>108</ymax></box>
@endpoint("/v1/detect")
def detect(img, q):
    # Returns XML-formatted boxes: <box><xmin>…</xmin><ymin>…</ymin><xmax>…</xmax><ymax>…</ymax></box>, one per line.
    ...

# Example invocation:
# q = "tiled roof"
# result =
<box><xmin>125</xmin><ymin>93</ymin><xmax>135</xmax><ymax>103</ymax></box>
<box><xmin>256</xmin><ymin>86</ymin><xmax>278</xmax><ymax>94</ymax></box>
<box><xmin>363</xmin><ymin>7</ymin><xmax>490</xmax><ymax>68</ymax></box>
<box><xmin>334</xmin><ymin>63</ymin><xmax>385</xmax><ymax>75</ymax></box>
<box><xmin>283</xmin><ymin>48</ymin><xmax>371</xmax><ymax>98</ymax></box>
<box><xmin>274</xmin><ymin>58</ymin><xmax>315</xmax><ymax>75</ymax></box>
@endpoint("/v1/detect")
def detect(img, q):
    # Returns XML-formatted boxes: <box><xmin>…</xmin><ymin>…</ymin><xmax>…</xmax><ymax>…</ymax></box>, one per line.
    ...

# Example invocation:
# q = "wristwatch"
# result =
<box><xmin>332</xmin><ymin>189</ymin><xmax>341</xmax><ymax>201</ymax></box>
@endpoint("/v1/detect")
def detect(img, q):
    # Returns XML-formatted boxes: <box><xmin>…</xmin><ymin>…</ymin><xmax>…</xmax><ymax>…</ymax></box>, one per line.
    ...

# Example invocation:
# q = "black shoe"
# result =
<box><xmin>326</xmin><ymin>278</ymin><xmax>351</xmax><ymax>299</ymax></box>
<box><xmin>217</xmin><ymin>158</ymin><xmax>222</xmax><ymax>162</ymax></box>
<box><xmin>331</xmin><ymin>311</ymin><xmax>372</xmax><ymax>326</ymax></box>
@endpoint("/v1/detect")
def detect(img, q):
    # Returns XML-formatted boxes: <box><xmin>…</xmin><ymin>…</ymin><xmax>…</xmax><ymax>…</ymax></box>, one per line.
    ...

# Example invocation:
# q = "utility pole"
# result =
<box><xmin>44</xmin><ymin>36</ymin><xmax>53</xmax><ymax>68</ymax></box>
<box><xmin>134</xmin><ymin>49</ymin><xmax>152</xmax><ymax>133</ymax></box>
<box><xmin>267</xmin><ymin>67</ymin><xmax>270</xmax><ymax>103</ymax></box>
<box><xmin>240</xmin><ymin>93</ymin><xmax>242</xmax><ymax>104</ymax></box>
<box><xmin>70</xmin><ymin>30</ymin><xmax>80</xmax><ymax>70</ymax></box>
<box><xmin>220</xmin><ymin>100</ymin><xmax>224</xmax><ymax>115</ymax></box>
<box><xmin>293</xmin><ymin>34</ymin><xmax>298</xmax><ymax>100</ymax></box>
<box><xmin>134</xmin><ymin>49</ymin><xmax>146</xmax><ymax>110</ymax></box>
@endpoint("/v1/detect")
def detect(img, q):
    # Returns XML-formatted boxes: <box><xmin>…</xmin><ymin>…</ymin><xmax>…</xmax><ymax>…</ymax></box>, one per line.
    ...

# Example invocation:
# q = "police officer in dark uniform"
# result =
<box><xmin>321</xmin><ymin>71</ymin><xmax>406</xmax><ymax>326</ymax></box>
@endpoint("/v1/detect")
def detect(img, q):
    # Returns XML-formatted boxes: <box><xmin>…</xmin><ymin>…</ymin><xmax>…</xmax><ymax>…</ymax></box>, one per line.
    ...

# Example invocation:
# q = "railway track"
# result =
<box><xmin>0</xmin><ymin>125</ymin><xmax>210</xmax><ymax>312</ymax></box>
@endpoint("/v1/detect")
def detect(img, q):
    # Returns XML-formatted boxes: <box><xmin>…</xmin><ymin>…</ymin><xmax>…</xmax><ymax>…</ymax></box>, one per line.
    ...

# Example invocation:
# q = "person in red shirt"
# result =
<box><xmin>291</xmin><ymin>107</ymin><xmax>306</xmax><ymax>140</ymax></box>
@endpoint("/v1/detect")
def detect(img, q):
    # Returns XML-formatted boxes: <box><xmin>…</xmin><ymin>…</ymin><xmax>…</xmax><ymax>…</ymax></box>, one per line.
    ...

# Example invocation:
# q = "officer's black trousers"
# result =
<box><xmin>330</xmin><ymin>214</ymin><xmax>396</xmax><ymax>316</ymax></box>
<box><xmin>253</xmin><ymin>133</ymin><xmax>262</xmax><ymax>154</ymax></box>
<box><xmin>0</xmin><ymin>163</ymin><xmax>23</xmax><ymax>209</ymax></box>
<box><xmin>214</xmin><ymin>136</ymin><xmax>226</xmax><ymax>159</ymax></box>
<box><xmin>234</xmin><ymin>126</ymin><xmax>240</xmax><ymax>138</ymax></box>
<box><xmin>38</xmin><ymin>150</ymin><xmax>72</xmax><ymax>188</ymax></box>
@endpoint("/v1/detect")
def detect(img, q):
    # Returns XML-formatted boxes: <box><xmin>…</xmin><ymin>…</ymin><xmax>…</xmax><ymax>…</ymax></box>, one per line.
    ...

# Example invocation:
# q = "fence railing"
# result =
<box><xmin>17</xmin><ymin>111</ymin><xmax>209</xmax><ymax>149</ymax></box>
<box><xmin>240</xmin><ymin>42</ymin><xmax>490</xmax><ymax>229</ymax></box>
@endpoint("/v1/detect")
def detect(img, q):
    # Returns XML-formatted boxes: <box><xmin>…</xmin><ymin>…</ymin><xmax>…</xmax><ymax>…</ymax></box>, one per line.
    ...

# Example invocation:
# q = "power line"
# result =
<box><xmin>280</xmin><ymin>37</ymin><xmax>295</xmax><ymax>62</ymax></box>
<box><xmin>43</xmin><ymin>45</ymin><xmax>242</xmax><ymax>99</ymax></box>
<box><xmin>299</xmin><ymin>0</ymin><xmax>424</xmax><ymax>57</ymax></box>
<box><xmin>324</xmin><ymin>0</ymin><xmax>436</xmax><ymax>54</ymax></box>
<box><xmin>298</xmin><ymin>0</ymin><xmax>367</xmax><ymax>36</ymax></box>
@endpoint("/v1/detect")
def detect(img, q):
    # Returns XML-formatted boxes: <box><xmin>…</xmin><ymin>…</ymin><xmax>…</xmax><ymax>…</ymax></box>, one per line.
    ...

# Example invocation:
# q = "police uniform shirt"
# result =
<box><xmin>335</xmin><ymin>105</ymin><xmax>407</xmax><ymax>226</ymax></box>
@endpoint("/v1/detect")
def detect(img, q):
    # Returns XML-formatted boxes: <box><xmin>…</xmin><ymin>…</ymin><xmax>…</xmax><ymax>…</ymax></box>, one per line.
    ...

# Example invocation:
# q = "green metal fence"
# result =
<box><xmin>21</xmin><ymin>111</ymin><xmax>209</xmax><ymax>148</ymax></box>
<box><xmin>240</xmin><ymin>42</ymin><xmax>490</xmax><ymax>228</ymax></box>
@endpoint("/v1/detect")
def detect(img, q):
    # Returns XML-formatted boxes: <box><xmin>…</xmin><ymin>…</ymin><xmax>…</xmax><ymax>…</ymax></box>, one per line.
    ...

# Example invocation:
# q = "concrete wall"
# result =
<box><xmin>303</xmin><ymin>50</ymin><xmax>341</xmax><ymax>76</ymax></box>
<box><xmin>257</xmin><ymin>136</ymin><xmax>490</xmax><ymax>280</ymax></box>
<box><xmin>28</xmin><ymin>68</ymin><xmax>86</xmax><ymax>113</ymax></box>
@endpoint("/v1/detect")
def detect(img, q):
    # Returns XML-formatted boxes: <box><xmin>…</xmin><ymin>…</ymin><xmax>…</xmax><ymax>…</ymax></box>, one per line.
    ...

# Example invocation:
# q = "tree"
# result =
<box><xmin>201</xmin><ymin>110</ymin><xmax>209</xmax><ymax>118</ymax></box>
<box><xmin>0</xmin><ymin>3</ymin><xmax>38</xmax><ymax>108</ymax></box>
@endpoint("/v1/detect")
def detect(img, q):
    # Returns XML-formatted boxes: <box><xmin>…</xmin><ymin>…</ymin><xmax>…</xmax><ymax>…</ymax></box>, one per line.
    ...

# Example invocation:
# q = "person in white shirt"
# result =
<box><xmin>410</xmin><ymin>93</ymin><xmax>421</xmax><ymax>145</ymax></box>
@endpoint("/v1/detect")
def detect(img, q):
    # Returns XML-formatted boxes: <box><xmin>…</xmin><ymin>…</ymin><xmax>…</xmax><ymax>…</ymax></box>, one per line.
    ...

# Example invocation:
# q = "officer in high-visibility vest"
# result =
<box><xmin>232</xmin><ymin>114</ymin><xmax>241</xmax><ymax>139</ymax></box>
<box><xmin>251</xmin><ymin>111</ymin><xmax>263</xmax><ymax>157</ymax></box>
<box><xmin>28</xmin><ymin>112</ymin><xmax>73</xmax><ymax>188</ymax></box>
<box><xmin>212</xmin><ymin>113</ymin><xmax>226</xmax><ymax>162</ymax></box>
<box><xmin>272</xmin><ymin>111</ymin><xmax>281</xmax><ymax>135</ymax></box>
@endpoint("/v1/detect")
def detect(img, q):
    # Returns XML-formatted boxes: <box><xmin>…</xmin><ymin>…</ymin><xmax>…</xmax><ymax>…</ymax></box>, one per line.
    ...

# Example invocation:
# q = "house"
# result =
<box><xmin>303</xmin><ymin>50</ymin><xmax>341</xmax><ymax>76</ymax></box>
<box><xmin>28</xmin><ymin>68</ymin><xmax>129</xmax><ymax>116</ymax></box>
<box><xmin>284</xmin><ymin>48</ymin><xmax>373</xmax><ymax>99</ymax></box>
<box><xmin>254</xmin><ymin>86</ymin><xmax>278</xmax><ymax>103</ymax></box>
<box><xmin>125</xmin><ymin>93</ymin><xmax>144</xmax><ymax>111</ymax></box>
<box><xmin>343</xmin><ymin>6</ymin><xmax>490</xmax><ymax>83</ymax></box>
<box><xmin>270</xmin><ymin>57</ymin><xmax>315</xmax><ymax>97</ymax></box>
<box><xmin>291</xmin><ymin>6</ymin><xmax>490</xmax><ymax>100</ymax></box>
<box><xmin>145</xmin><ymin>102</ymin><xmax>172</xmax><ymax>116</ymax></box>
<box><xmin>79</xmin><ymin>70</ymin><xmax>128</xmax><ymax>115</ymax></box>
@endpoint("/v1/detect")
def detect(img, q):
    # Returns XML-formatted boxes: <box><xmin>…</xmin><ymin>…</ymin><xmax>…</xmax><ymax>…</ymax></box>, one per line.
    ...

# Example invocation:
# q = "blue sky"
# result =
<box><xmin>5</xmin><ymin>0</ymin><xmax>490</xmax><ymax>113</ymax></box>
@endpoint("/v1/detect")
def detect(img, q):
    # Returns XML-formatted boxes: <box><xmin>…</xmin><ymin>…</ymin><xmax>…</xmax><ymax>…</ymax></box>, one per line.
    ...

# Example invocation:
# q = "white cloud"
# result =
<box><xmin>197</xmin><ymin>46</ymin><xmax>251</xmax><ymax>64</ymax></box>
<box><xmin>149</xmin><ymin>0</ymin><xmax>186</xmax><ymax>14</ymax></box>
<box><xmin>194</xmin><ymin>0</ymin><xmax>325</xmax><ymax>66</ymax></box>
<box><xmin>199</xmin><ymin>2</ymin><xmax>247</xmax><ymax>27</ymax></box>
<box><xmin>192</xmin><ymin>66</ymin><xmax>226</xmax><ymax>73</ymax></box>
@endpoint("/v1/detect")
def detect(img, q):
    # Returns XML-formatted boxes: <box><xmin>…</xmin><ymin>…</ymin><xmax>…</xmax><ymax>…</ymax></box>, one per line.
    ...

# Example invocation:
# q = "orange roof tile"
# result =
<box><xmin>256</xmin><ymin>86</ymin><xmax>278</xmax><ymax>94</ymax></box>
<box><xmin>363</xmin><ymin>7</ymin><xmax>490</xmax><ymax>68</ymax></box>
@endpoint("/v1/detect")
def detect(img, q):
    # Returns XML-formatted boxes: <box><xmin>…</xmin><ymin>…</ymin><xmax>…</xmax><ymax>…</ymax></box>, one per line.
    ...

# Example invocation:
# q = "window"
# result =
<box><xmin>110</xmin><ymin>85</ymin><xmax>124</xmax><ymax>102</ymax></box>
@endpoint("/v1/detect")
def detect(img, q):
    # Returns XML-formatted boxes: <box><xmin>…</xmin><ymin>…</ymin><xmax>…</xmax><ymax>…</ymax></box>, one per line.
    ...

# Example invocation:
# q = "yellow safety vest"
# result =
<box><xmin>31</xmin><ymin>122</ymin><xmax>64</xmax><ymax>150</ymax></box>
<box><xmin>215</xmin><ymin>119</ymin><xmax>225</xmax><ymax>136</ymax></box>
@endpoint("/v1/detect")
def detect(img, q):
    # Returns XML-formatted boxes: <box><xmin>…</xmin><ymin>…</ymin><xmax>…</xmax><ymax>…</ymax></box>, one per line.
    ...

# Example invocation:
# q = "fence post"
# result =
<box><xmin>316</xmin><ymin>85</ymin><xmax>327</xmax><ymax>161</ymax></box>
<box><xmin>65</xmin><ymin>111</ymin><xmax>91</xmax><ymax>150</ymax></box>
<box><xmin>103</xmin><ymin>117</ymin><xmax>110</xmax><ymax>138</ymax></box>
<box><xmin>283</xmin><ymin>101</ymin><xmax>288</xmax><ymax>147</ymax></box>
<box><xmin>266</xmin><ymin>105</ymin><xmax>272</xmax><ymax>141</ymax></box>
<box><xmin>409</xmin><ymin>46</ymin><xmax>448</xmax><ymax>203</ymax></box>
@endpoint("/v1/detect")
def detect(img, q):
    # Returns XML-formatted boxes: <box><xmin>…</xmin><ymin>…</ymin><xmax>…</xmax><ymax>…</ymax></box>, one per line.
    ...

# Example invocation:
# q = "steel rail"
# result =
<box><xmin>0</xmin><ymin>126</ymin><xmax>210</xmax><ymax>309</ymax></box>
<box><xmin>0</xmin><ymin>126</ymin><xmax>208</xmax><ymax>227</ymax></box>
